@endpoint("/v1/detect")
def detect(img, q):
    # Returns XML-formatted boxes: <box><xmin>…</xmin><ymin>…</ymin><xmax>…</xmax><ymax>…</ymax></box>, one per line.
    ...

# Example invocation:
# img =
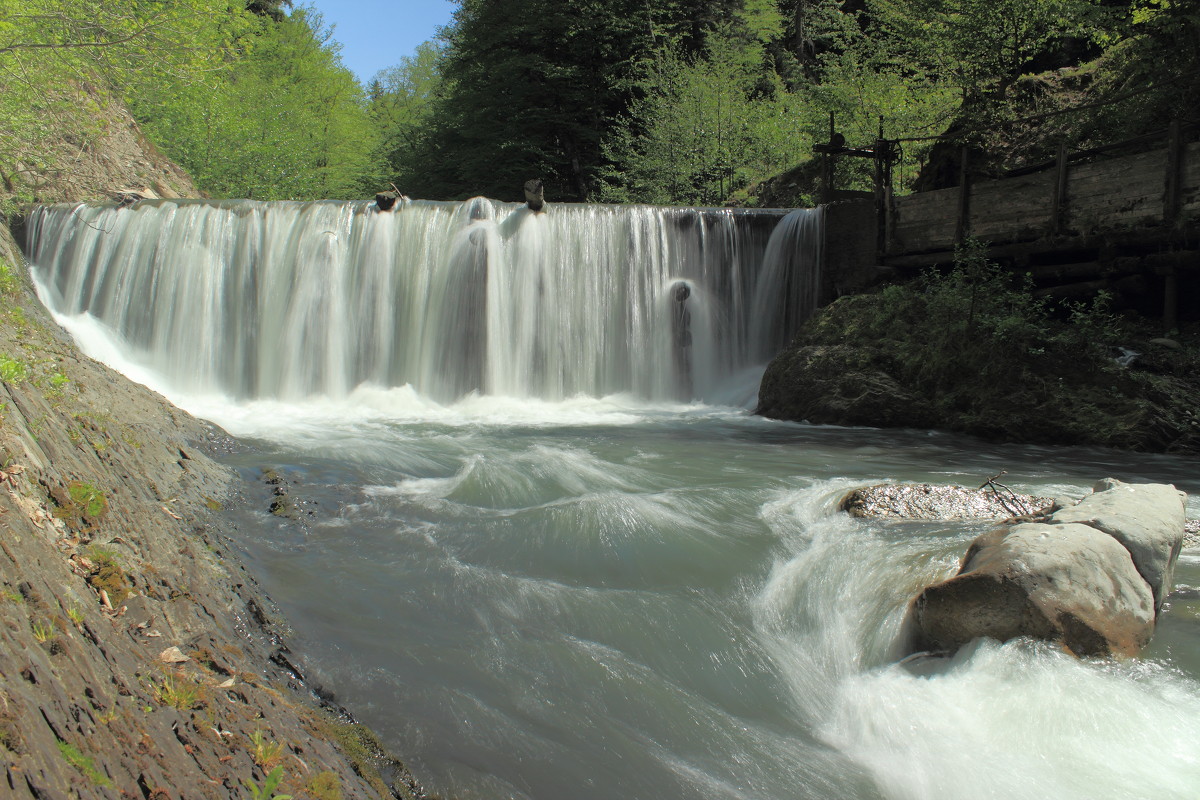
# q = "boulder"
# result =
<box><xmin>841</xmin><ymin>483</ymin><xmax>1053</xmax><ymax>521</ymax></box>
<box><xmin>756</xmin><ymin>344</ymin><xmax>938</xmax><ymax>429</ymax></box>
<box><xmin>905</xmin><ymin>479</ymin><xmax>1188</xmax><ymax>658</ymax></box>
<box><xmin>1048</xmin><ymin>478</ymin><xmax>1185</xmax><ymax>609</ymax></box>
<box><xmin>910</xmin><ymin>522</ymin><xmax>1156</xmax><ymax>658</ymax></box>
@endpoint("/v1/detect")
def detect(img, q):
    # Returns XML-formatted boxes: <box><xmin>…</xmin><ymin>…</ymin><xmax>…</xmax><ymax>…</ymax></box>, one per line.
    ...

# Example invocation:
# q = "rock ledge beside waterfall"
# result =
<box><xmin>0</xmin><ymin>223</ymin><xmax>420</xmax><ymax>798</ymax></box>
<box><xmin>757</xmin><ymin>293</ymin><xmax>1200</xmax><ymax>454</ymax></box>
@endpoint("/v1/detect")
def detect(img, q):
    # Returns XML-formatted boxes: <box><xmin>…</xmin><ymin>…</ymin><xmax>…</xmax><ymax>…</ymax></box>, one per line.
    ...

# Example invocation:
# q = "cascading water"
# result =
<box><xmin>22</xmin><ymin>198</ymin><xmax>1200</xmax><ymax>800</ymax></box>
<box><xmin>26</xmin><ymin>199</ymin><xmax>822</xmax><ymax>403</ymax></box>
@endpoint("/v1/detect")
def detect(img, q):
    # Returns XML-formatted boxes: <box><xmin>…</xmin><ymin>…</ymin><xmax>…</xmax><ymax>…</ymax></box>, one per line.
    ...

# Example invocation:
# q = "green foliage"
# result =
<box><xmin>404</xmin><ymin>0</ymin><xmax>660</xmax><ymax>200</ymax></box>
<box><xmin>805</xmin><ymin>238</ymin><xmax>1132</xmax><ymax>438</ymax></box>
<box><xmin>56</xmin><ymin>739</ymin><xmax>112</xmax><ymax>787</ymax></box>
<box><xmin>0</xmin><ymin>354</ymin><xmax>26</xmax><ymax>383</ymax></box>
<box><xmin>133</xmin><ymin>9</ymin><xmax>378</xmax><ymax>199</ymax></box>
<box><xmin>3</xmin><ymin>0</ymin><xmax>1188</xmax><ymax>207</ymax></box>
<box><xmin>1</xmin><ymin>1</ymin><xmax>379</xmax><ymax>203</ymax></box>
<box><xmin>866</xmin><ymin>239</ymin><xmax>1120</xmax><ymax>389</ymax></box>
<box><xmin>67</xmin><ymin>481</ymin><xmax>107</xmax><ymax>517</ymax></box>
<box><xmin>243</xmin><ymin>765</ymin><xmax>293</xmax><ymax>800</ymax></box>
<box><xmin>0</xmin><ymin>0</ymin><xmax>248</xmax><ymax>202</ymax></box>
<box><xmin>866</xmin><ymin>0</ymin><xmax>1108</xmax><ymax>101</ymax></box>
<box><xmin>600</xmin><ymin>35</ymin><xmax>809</xmax><ymax>204</ymax></box>
<box><xmin>369</xmin><ymin>41</ymin><xmax>443</xmax><ymax>195</ymax></box>
<box><xmin>0</xmin><ymin>263</ymin><xmax>19</xmax><ymax>296</ymax></box>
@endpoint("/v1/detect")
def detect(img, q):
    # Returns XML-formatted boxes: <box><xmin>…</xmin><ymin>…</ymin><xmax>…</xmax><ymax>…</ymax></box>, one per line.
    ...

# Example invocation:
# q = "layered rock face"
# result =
<box><xmin>906</xmin><ymin>479</ymin><xmax>1186</xmax><ymax>658</ymax></box>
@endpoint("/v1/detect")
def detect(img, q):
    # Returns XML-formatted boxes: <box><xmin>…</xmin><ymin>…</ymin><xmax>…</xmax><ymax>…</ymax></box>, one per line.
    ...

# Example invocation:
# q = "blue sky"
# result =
<box><xmin>303</xmin><ymin>0</ymin><xmax>457</xmax><ymax>85</ymax></box>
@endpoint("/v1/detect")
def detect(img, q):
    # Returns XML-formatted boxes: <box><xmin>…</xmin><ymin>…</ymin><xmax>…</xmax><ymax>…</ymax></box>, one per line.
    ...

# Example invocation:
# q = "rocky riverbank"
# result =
<box><xmin>0</xmin><ymin>222</ymin><xmax>421</xmax><ymax>798</ymax></box>
<box><xmin>757</xmin><ymin>287</ymin><xmax>1200</xmax><ymax>453</ymax></box>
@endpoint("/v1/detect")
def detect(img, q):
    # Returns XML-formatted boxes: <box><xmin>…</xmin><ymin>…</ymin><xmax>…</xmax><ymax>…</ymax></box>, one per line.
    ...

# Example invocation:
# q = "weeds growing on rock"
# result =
<box><xmin>0</xmin><ymin>263</ymin><xmax>19</xmax><ymax>296</ymax></box>
<box><xmin>44</xmin><ymin>371</ymin><xmax>69</xmax><ymax>402</ymax></box>
<box><xmin>30</xmin><ymin>619</ymin><xmax>55</xmax><ymax>643</ymax></box>
<box><xmin>152</xmin><ymin>673</ymin><xmax>204</xmax><ymax>711</ymax></box>
<box><xmin>68</xmin><ymin>482</ymin><xmax>108</xmax><ymax>518</ymax></box>
<box><xmin>243</xmin><ymin>765</ymin><xmax>293</xmax><ymax>800</ymax></box>
<box><xmin>56</xmin><ymin>739</ymin><xmax>112</xmax><ymax>787</ymax></box>
<box><xmin>0</xmin><ymin>354</ymin><xmax>27</xmax><ymax>383</ymax></box>
<box><xmin>86</xmin><ymin>545</ymin><xmax>119</xmax><ymax>566</ymax></box>
<box><xmin>250</xmin><ymin>728</ymin><xmax>285</xmax><ymax>767</ymax></box>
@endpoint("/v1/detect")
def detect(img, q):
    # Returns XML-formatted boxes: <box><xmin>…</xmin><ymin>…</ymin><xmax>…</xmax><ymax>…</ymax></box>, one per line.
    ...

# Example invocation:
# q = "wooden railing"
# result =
<box><xmin>886</xmin><ymin>120</ymin><xmax>1199</xmax><ymax>256</ymax></box>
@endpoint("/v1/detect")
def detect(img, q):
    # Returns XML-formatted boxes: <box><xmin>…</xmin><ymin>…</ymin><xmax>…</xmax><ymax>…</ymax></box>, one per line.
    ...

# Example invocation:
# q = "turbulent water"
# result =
<box><xmin>26</xmin><ymin>199</ymin><xmax>1200</xmax><ymax>800</ymax></box>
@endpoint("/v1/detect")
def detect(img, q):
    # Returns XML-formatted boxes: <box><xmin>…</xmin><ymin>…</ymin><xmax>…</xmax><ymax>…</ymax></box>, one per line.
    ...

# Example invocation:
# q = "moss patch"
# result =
<box><xmin>319</xmin><ymin>718</ymin><xmax>418</xmax><ymax>800</ymax></box>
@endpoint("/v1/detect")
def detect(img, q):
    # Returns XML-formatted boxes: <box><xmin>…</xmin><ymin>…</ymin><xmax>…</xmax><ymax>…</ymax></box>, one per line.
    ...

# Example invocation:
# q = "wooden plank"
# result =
<box><xmin>1165</xmin><ymin>119</ymin><xmax>1183</xmax><ymax>225</ymax></box>
<box><xmin>1052</xmin><ymin>143</ymin><xmax>1068</xmax><ymax>235</ymax></box>
<box><xmin>956</xmin><ymin>146</ymin><xmax>970</xmax><ymax>243</ymax></box>
<box><xmin>1181</xmin><ymin>141</ymin><xmax>1200</xmax><ymax>211</ymax></box>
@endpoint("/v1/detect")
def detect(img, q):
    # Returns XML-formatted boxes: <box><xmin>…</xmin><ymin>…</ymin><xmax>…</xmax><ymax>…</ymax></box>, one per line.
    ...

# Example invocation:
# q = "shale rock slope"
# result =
<box><xmin>0</xmin><ymin>225</ymin><xmax>418</xmax><ymax>798</ymax></box>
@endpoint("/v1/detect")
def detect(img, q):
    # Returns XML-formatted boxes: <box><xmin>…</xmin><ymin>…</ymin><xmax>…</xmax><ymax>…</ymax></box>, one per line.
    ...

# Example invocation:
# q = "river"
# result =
<box><xmin>26</xmin><ymin>199</ymin><xmax>1200</xmax><ymax>800</ymax></box>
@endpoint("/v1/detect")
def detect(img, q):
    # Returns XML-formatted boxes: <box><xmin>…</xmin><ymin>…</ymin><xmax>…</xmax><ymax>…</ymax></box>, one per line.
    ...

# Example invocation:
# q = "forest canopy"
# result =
<box><xmin>0</xmin><ymin>0</ymin><xmax>1195</xmax><ymax>207</ymax></box>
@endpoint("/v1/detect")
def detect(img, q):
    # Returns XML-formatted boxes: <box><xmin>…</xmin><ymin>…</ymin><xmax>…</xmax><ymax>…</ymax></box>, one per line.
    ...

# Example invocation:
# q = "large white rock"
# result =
<box><xmin>910</xmin><ymin>521</ymin><xmax>1157</xmax><ymax>658</ymax></box>
<box><xmin>1048</xmin><ymin>478</ymin><xmax>1186</xmax><ymax>610</ymax></box>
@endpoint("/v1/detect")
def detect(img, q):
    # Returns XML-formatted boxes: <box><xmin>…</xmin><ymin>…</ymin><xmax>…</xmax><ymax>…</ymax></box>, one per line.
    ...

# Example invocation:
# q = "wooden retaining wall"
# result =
<box><xmin>821</xmin><ymin>125</ymin><xmax>1200</xmax><ymax>325</ymax></box>
<box><xmin>889</xmin><ymin>140</ymin><xmax>1200</xmax><ymax>254</ymax></box>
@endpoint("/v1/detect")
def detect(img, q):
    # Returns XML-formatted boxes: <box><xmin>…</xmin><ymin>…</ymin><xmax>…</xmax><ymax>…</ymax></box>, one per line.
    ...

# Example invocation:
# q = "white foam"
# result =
<box><xmin>823</xmin><ymin>639</ymin><xmax>1200</xmax><ymax>799</ymax></box>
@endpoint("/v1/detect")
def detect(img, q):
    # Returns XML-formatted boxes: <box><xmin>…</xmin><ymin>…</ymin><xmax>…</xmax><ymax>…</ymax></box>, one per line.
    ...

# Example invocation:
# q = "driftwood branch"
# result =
<box><xmin>977</xmin><ymin>470</ymin><xmax>1031</xmax><ymax>517</ymax></box>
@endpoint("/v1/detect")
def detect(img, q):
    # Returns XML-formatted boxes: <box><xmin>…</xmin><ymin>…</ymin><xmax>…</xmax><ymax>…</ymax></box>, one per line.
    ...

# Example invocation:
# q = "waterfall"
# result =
<box><xmin>26</xmin><ymin>199</ymin><xmax>822</xmax><ymax>403</ymax></box>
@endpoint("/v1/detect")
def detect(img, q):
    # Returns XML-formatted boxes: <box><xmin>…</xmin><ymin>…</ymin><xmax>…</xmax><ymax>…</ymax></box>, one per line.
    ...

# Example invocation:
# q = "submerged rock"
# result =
<box><xmin>905</xmin><ymin>479</ymin><xmax>1186</xmax><ymax>658</ymax></box>
<box><xmin>842</xmin><ymin>482</ymin><xmax>1053</xmax><ymax>521</ymax></box>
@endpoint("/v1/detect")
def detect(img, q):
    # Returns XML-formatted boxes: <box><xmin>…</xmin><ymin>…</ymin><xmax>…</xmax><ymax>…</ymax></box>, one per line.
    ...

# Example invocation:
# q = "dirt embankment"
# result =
<box><xmin>0</xmin><ymin>93</ymin><xmax>425</xmax><ymax>798</ymax></box>
<box><xmin>2</xmin><ymin>88</ymin><xmax>196</xmax><ymax>208</ymax></box>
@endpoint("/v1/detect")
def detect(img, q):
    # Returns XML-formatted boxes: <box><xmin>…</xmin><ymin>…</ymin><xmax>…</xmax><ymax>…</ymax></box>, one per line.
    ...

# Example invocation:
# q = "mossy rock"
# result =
<box><xmin>89</xmin><ymin>562</ymin><xmax>130</xmax><ymax>605</ymax></box>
